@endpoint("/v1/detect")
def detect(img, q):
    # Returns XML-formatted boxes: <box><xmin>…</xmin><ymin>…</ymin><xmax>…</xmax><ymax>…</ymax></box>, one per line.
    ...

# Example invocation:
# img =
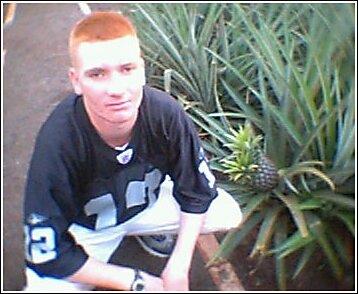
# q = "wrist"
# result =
<box><xmin>166</xmin><ymin>254</ymin><xmax>191</xmax><ymax>273</ymax></box>
<box><xmin>169</xmin><ymin>243</ymin><xmax>196</xmax><ymax>270</ymax></box>
<box><xmin>130</xmin><ymin>268</ymin><xmax>145</xmax><ymax>291</ymax></box>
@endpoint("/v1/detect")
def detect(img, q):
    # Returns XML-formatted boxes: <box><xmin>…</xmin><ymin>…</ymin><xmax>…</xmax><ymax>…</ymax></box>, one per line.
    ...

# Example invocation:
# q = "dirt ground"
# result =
<box><xmin>2</xmin><ymin>3</ymin><xmax>355</xmax><ymax>292</ymax></box>
<box><xmin>225</xmin><ymin>227</ymin><xmax>355</xmax><ymax>291</ymax></box>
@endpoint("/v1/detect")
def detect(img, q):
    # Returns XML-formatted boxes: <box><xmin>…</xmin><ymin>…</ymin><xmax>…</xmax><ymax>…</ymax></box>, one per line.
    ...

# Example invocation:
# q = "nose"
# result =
<box><xmin>106</xmin><ymin>72</ymin><xmax>126</xmax><ymax>96</ymax></box>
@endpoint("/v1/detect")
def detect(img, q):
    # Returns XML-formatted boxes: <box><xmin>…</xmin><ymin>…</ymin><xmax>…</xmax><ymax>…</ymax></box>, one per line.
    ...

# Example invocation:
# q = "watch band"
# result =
<box><xmin>130</xmin><ymin>268</ymin><xmax>145</xmax><ymax>291</ymax></box>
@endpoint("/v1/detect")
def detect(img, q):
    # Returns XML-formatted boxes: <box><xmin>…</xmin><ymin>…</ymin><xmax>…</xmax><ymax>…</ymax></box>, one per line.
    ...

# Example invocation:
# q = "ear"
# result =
<box><xmin>68</xmin><ymin>67</ymin><xmax>83</xmax><ymax>95</ymax></box>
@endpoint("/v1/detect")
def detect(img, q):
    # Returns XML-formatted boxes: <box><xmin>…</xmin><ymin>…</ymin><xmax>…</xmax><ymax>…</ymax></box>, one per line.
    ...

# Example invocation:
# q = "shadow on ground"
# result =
<box><xmin>2</xmin><ymin>3</ymin><xmax>216</xmax><ymax>291</ymax></box>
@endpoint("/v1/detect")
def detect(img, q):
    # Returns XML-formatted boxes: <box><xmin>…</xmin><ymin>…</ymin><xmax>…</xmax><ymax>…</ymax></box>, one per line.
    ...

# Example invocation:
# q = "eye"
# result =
<box><xmin>122</xmin><ymin>65</ymin><xmax>136</xmax><ymax>73</ymax></box>
<box><xmin>91</xmin><ymin>72</ymin><xmax>104</xmax><ymax>78</ymax></box>
<box><xmin>91</xmin><ymin>72</ymin><xmax>105</xmax><ymax>78</ymax></box>
<box><xmin>87</xmin><ymin>69</ymin><xmax>106</xmax><ymax>78</ymax></box>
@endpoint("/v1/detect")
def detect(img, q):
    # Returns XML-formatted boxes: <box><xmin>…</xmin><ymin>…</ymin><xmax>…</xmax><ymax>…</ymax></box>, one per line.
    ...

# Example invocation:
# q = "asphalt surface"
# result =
<box><xmin>3</xmin><ymin>3</ymin><xmax>215</xmax><ymax>291</ymax></box>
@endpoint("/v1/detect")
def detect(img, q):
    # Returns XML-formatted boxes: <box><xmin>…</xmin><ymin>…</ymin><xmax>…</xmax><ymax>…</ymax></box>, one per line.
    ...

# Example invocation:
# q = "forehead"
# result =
<box><xmin>76</xmin><ymin>36</ymin><xmax>141</xmax><ymax>70</ymax></box>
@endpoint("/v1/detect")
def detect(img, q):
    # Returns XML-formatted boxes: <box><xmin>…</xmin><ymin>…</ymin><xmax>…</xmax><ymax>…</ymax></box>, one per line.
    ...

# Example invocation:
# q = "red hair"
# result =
<box><xmin>69</xmin><ymin>11</ymin><xmax>137</xmax><ymax>65</ymax></box>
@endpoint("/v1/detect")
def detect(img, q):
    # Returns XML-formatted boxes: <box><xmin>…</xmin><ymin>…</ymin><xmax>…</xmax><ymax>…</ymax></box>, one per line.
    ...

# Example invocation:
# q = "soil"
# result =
<box><xmin>2</xmin><ymin>3</ymin><xmax>356</xmax><ymax>292</ymax></box>
<box><xmin>223</xmin><ymin>226</ymin><xmax>355</xmax><ymax>291</ymax></box>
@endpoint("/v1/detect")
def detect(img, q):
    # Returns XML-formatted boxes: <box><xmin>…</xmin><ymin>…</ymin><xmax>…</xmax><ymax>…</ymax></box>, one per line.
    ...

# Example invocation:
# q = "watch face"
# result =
<box><xmin>133</xmin><ymin>279</ymin><xmax>145</xmax><ymax>291</ymax></box>
<box><xmin>132</xmin><ymin>269</ymin><xmax>145</xmax><ymax>291</ymax></box>
<box><xmin>135</xmin><ymin>282</ymin><xmax>145</xmax><ymax>291</ymax></box>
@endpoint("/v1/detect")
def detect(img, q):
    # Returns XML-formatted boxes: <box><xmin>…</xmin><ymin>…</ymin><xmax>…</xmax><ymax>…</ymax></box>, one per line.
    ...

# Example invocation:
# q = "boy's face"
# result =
<box><xmin>69</xmin><ymin>36</ymin><xmax>145</xmax><ymax>125</ymax></box>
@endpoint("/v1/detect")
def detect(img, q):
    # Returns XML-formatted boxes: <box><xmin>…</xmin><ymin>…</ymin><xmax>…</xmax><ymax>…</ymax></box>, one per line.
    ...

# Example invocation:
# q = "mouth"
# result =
<box><xmin>107</xmin><ymin>100</ymin><xmax>131</xmax><ymax>110</ymax></box>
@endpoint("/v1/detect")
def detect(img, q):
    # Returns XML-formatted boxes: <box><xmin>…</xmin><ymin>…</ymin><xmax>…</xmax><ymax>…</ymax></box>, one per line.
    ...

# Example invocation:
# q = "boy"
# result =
<box><xmin>24</xmin><ymin>11</ymin><xmax>242</xmax><ymax>291</ymax></box>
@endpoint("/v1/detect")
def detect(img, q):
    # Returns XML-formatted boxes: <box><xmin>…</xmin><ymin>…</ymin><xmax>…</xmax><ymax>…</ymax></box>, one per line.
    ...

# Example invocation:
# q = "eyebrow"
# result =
<box><xmin>120</xmin><ymin>62</ymin><xmax>137</xmax><ymax>68</ymax></box>
<box><xmin>84</xmin><ymin>67</ymin><xmax>105</xmax><ymax>75</ymax></box>
<box><xmin>86</xmin><ymin>62</ymin><xmax>138</xmax><ymax>73</ymax></box>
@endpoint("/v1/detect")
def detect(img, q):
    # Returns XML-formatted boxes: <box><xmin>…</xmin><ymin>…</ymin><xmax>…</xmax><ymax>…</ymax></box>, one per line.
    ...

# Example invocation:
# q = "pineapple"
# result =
<box><xmin>222</xmin><ymin>123</ymin><xmax>279</xmax><ymax>192</ymax></box>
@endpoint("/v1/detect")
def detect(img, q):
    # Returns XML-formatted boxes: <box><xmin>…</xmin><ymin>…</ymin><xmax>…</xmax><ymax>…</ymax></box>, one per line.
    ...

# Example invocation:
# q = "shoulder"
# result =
<box><xmin>140</xmin><ymin>86</ymin><xmax>197</xmax><ymax>138</ymax></box>
<box><xmin>44</xmin><ymin>93</ymin><xmax>78</xmax><ymax>125</ymax></box>
<box><xmin>35</xmin><ymin>93</ymin><xmax>81</xmax><ymax>151</ymax></box>
<box><xmin>141</xmin><ymin>86</ymin><xmax>191</xmax><ymax>133</ymax></box>
<box><xmin>142</xmin><ymin>85</ymin><xmax>183</xmax><ymax>115</ymax></box>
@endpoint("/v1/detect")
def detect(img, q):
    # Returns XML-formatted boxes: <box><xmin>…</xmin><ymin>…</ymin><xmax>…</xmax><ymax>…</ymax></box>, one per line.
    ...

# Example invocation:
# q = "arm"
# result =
<box><xmin>24</xmin><ymin>111</ymin><xmax>163</xmax><ymax>291</ymax></box>
<box><xmin>161</xmin><ymin>211</ymin><xmax>206</xmax><ymax>291</ymax></box>
<box><xmin>68</xmin><ymin>257</ymin><xmax>164</xmax><ymax>291</ymax></box>
<box><xmin>158</xmin><ymin>93</ymin><xmax>217</xmax><ymax>289</ymax></box>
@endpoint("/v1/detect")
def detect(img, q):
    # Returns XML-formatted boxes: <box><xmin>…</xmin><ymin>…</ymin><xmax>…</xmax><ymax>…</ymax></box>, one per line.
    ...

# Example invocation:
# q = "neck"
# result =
<box><xmin>86</xmin><ymin>107</ymin><xmax>138</xmax><ymax>148</ymax></box>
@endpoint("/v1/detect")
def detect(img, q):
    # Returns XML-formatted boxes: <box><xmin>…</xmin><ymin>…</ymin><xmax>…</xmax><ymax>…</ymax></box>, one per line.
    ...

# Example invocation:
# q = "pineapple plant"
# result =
<box><xmin>222</xmin><ymin>123</ymin><xmax>279</xmax><ymax>192</ymax></box>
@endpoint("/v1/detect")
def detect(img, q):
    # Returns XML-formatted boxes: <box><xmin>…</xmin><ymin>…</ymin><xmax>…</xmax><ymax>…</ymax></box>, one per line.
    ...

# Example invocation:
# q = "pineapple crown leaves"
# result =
<box><xmin>221</xmin><ymin>122</ymin><xmax>280</xmax><ymax>191</ymax></box>
<box><xmin>222</xmin><ymin>123</ymin><xmax>264</xmax><ymax>168</ymax></box>
<box><xmin>221</xmin><ymin>124</ymin><xmax>261</xmax><ymax>178</ymax></box>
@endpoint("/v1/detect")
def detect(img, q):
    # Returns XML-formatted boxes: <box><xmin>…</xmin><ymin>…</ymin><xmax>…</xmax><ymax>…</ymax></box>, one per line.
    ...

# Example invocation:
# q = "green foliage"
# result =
<box><xmin>221</xmin><ymin>123</ymin><xmax>280</xmax><ymax>191</ymax></box>
<box><xmin>130</xmin><ymin>3</ymin><xmax>355</xmax><ymax>290</ymax></box>
<box><xmin>130</xmin><ymin>3</ymin><xmax>225</xmax><ymax>112</ymax></box>
<box><xmin>221</xmin><ymin>124</ymin><xmax>262</xmax><ymax>184</ymax></box>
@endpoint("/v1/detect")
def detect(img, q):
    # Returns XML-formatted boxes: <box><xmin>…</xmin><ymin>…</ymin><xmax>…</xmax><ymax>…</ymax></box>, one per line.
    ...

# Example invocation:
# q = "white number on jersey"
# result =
<box><xmin>125</xmin><ymin>169</ymin><xmax>162</xmax><ymax>208</ymax></box>
<box><xmin>84</xmin><ymin>193</ymin><xmax>117</xmax><ymax>230</ymax></box>
<box><xmin>198</xmin><ymin>160</ymin><xmax>215</xmax><ymax>188</ymax></box>
<box><xmin>24</xmin><ymin>225</ymin><xmax>57</xmax><ymax>264</ymax></box>
<box><xmin>84</xmin><ymin>169</ymin><xmax>163</xmax><ymax>230</ymax></box>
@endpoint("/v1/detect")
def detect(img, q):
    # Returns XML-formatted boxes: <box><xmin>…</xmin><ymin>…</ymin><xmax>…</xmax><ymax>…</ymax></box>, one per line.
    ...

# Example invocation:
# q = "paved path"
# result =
<box><xmin>3</xmin><ymin>3</ymin><xmax>215</xmax><ymax>290</ymax></box>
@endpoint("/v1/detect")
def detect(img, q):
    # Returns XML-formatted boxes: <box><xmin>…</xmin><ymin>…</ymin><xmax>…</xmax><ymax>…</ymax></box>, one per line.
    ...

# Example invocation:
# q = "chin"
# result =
<box><xmin>109</xmin><ymin>113</ymin><xmax>135</xmax><ymax>124</ymax></box>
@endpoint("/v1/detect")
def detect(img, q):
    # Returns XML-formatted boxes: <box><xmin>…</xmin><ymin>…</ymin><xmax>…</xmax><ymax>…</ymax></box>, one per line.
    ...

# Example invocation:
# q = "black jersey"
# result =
<box><xmin>24</xmin><ymin>85</ymin><xmax>218</xmax><ymax>278</ymax></box>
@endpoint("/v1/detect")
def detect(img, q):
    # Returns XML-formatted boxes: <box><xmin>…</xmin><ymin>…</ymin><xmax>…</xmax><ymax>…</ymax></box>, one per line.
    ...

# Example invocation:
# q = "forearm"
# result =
<box><xmin>67</xmin><ymin>257</ymin><xmax>135</xmax><ymax>290</ymax></box>
<box><xmin>168</xmin><ymin>211</ymin><xmax>206</xmax><ymax>269</ymax></box>
<box><xmin>161</xmin><ymin>211</ymin><xmax>206</xmax><ymax>290</ymax></box>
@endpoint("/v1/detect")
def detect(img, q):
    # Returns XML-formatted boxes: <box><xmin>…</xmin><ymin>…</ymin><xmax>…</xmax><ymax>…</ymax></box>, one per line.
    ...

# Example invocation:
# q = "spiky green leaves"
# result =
<box><xmin>222</xmin><ymin>123</ymin><xmax>279</xmax><ymax>191</ymax></box>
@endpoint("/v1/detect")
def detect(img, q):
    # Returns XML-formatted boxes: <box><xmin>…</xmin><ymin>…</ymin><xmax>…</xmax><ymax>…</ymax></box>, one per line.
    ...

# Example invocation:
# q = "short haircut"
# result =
<box><xmin>69</xmin><ymin>11</ymin><xmax>137</xmax><ymax>66</ymax></box>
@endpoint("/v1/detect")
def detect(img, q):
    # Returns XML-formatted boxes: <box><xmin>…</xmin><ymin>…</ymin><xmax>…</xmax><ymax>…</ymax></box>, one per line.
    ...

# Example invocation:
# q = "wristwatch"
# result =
<box><xmin>130</xmin><ymin>268</ymin><xmax>145</xmax><ymax>291</ymax></box>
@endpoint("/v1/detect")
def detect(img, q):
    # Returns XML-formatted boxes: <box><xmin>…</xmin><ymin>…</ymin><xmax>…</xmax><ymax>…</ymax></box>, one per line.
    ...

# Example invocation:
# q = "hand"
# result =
<box><xmin>161</xmin><ymin>262</ymin><xmax>189</xmax><ymax>291</ymax></box>
<box><xmin>159</xmin><ymin>211</ymin><xmax>205</xmax><ymax>290</ymax></box>
<box><xmin>141</xmin><ymin>271</ymin><xmax>164</xmax><ymax>291</ymax></box>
